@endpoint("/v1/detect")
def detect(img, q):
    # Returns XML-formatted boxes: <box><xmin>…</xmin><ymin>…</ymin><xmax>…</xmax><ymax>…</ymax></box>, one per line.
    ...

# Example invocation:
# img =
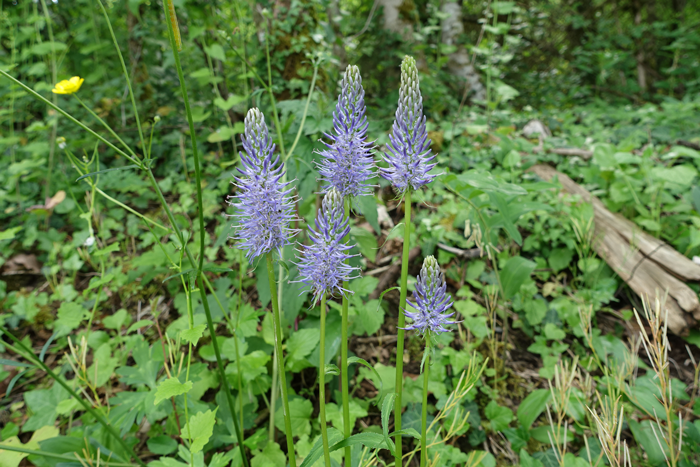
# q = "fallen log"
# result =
<box><xmin>530</xmin><ymin>164</ymin><xmax>700</xmax><ymax>335</ymax></box>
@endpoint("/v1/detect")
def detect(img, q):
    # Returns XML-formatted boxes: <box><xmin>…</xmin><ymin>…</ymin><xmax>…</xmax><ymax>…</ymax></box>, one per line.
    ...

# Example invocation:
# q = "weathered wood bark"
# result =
<box><xmin>530</xmin><ymin>164</ymin><xmax>700</xmax><ymax>334</ymax></box>
<box><xmin>441</xmin><ymin>2</ymin><xmax>486</xmax><ymax>102</ymax></box>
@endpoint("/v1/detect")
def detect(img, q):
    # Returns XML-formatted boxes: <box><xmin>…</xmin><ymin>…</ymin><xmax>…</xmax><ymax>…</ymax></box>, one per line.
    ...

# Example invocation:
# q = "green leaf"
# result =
<box><xmin>500</xmin><ymin>256</ymin><xmax>537</xmax><ymax>299</ymax></box>
<box><xmin>286</xmin><ymin>328</ymin><xmax>321</xmax><ymax>367</ymax></box>
<box><xmin>456</xmin><ymin>171</ymin><xmax>527</xmax><ymax>196</ymax></box>
<box><xmin>213</xmin><ymin>95</ymin><xmax>246</xmax><ymax>111</ymax></box>
<box><xmin>0</xmin><ymin>226</ymin><xmax>22</xmax><ymax>241</ymax></box>
<box><xmin>329</xmin><ymin>432</ymin><xmax>388</xmax><ymax>451</ymax></box>
<box><xmin>274</xmin><ymin>398</ymin><xmax>313</xmax><ymax>437</ymax></box>
<box><xmin>298</xmin><ymin>428</ymin><xmax>344</xmax><ymax>467</ymax></box>
<box><xmin>147</xmin><ymin>435</ymin><xmax>178</xmax><ymax>455</ymax></box>
<box><xmin>103</xmin><ymin>308</ymin><xmax>130</xmax><ymax>330</ymax></box>
<box><xmin>355</xmin><ymin>299</ymin><xmax>384</xmax><ymax>336</ymax></box>
<box><xmin>251</xmin><ymin>442</ymin><xmax>286</xmax><ymax>467</ymax></box>
<box><xmin>349</xmin><ymin>276</ymin><xmax>380</xmax><ymax>296</ymax></box>
<box><xmin>353</xmin><ymin>195</ymin><xmax>381</xmax><ymax>234</ymax></box>
<box><xmin>517</xmin><ymin>389</ymin><xmax>551</xmax><ymax>430</ymax></box>
<box><xmin>203</xmin><ymin>43</ymin><xmax>226</xmax><ymax>61</ymax></box>
<box><xmin>381</xmin><ymin>393</ymin><xmax>397</xmax><ymax>455</ymax></box>
<box><xmin>154</xmin><ymin>378</ymin><xmax>193</xmax><ymax>406</ymax></box>
<box><xmin>348</xmin><ymin>357</ymin><xmax>384</xmax><ymax>402</ymax></box>
<box><xmin>31</xmin><ymin>41</ymin><xmax>67</xmax><ymax>55</ymax></box>
<box><xmin>519</xmin><ymin>449</ymin><xmax>545</xmax><ymax>467</ymax></box>
<box><xmin>23</xmin><ymin>383</ymin><xmax>68</xmax><ymax>432</ymax></box>
<box><xmin>188</xmin><ymin>408</ymin><xmax>218</xmax><ymax>453</ymax></box>
<box><xmin>544</xmin><ymin>323</ymin><xmax>566</xmax><ymax>341</ymax></box>
<box><xmin>350</xmin><ymin>226</ymin><xmax>378</xmax><ymax>262</ymax></box>
<box><xmin>485</xmin><ymin>400</ymin><xmax>513</xmax><ymax>432</ymax></box>
<box><xmin>548</xmin><ymin>248</ymin><xmax>574</xmax><ymax>272</ymax></box>
<box><xmin>629</xmin><ymin>420</ymin><xmax>668</xmax><ymax>465</ymax></box>
<box><xmin>54</xmin><ymin>302</ymin><xmax>87</xmax><ymax>337</ymax></box>
<box><xmin>180</xmin><ymin>324</ymin><xmax>207</xmax><ymax>345</ymax></box>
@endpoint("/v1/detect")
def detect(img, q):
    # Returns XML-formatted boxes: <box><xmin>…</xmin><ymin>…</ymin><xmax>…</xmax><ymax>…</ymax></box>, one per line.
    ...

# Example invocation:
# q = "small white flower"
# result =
<box><xmin>693</xmin><ymin>256</ymin><xmax>700</xmax><ymax>266</ymax></box>
<box><xmin>84</xmin><ymin>236</ymin><xmax>95</xmax><ymax>247</ymax></box>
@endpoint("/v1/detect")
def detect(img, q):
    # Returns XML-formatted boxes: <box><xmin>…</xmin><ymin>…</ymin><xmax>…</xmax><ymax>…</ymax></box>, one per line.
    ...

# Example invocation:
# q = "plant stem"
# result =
<box><xmin>341</xmin><ymin>197</ymin><xmax>352</xmax><ymax>466</ymax></box>
<box><xmin>394</xmin><ymin>188</ymin><xmax>412</xmax><ymax>466</ymax></box>
<box><xmin>96</xmin><ymin>0</ymin><xmax>147</xmax><ymax>153</ymax></box>
<box><xmin>266</xmin><ymin>253</ymin><xmax>297</xmax><ymax>467</ymax></box>
<box><xmin>0</xmin><ymin>445</ymin><xmax>135</xmax><ymax>466</ymax></box>
<box><xmin>39</xmin><ymin>0</ymin><xmax>58</xmax><ymax>203</ymax></box>
<box><xmin>1</xmin><ymin>329</ymin><xmax>146</xmax><ymax>467</ymax></box>
<box><xmin>160</xmin><ymin>1</ymin><xmax>248</xmax><ymax>464</ymax></box>
<box><xmin>420</xmin><ymin>336</ymin><xmax>431</xmax><ymax>467</ymax></box>
<box><xmin>319</xmin><ymin>294</ymin><xmax>331</xmax><ymax>467</ymax></box>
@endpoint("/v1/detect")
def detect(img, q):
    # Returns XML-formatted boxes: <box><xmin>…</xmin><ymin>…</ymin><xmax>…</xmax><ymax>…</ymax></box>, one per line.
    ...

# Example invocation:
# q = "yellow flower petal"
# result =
<box><xmin>51</xmin><ymin>76</ymin><xmax>84</xmax><ymax>95</ymax></box>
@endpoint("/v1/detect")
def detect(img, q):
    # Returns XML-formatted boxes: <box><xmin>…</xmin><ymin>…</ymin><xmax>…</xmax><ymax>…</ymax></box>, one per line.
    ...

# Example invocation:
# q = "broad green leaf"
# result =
<box><xmin>517</xmin><ymin>389</ymin><xmax>551</xmax><ymax>429</ymax></box>
<box><xmin>188</xmin><ymin>408</ymin><xmax>218</xmax><ymax>453</ymax></box>
<box><xmin>0</xmin><ymin>226</ymin><xmax>22</xmax><ymax>241</ymax></box>
<box><xmin>548</xmin><ymin>248</ymin><xmax>573</xmax><ymax>272</ymax></box>
<box><xmin>349</xmin><ymin>276</ymin><xmax>379</xmax><ymax>296</ymax></box>
<box><xmin>353</xmin><ymin>195</ymin><xmax>381</xmax><ymax>234</ymax></box>
<box><xmin>103</xmin><ymin>308</ymin><xmax>130</xmax><ymax>330</ymax></box>
<box><xmin>0</xmin><ymin>425</ymin><xmax>59</xmax><ymax>467</ymax></box>
<box><xmin>147</xmin><ymin>435</ymin><xmax>178</xmax><ymax>455</ymax></box>
<box><xmin>355</xmin><ymin>299</ymin><xmax>384</xmax><ymax>335</ymax></box>
<box><xmin>286</xmin><ymin>328</ymin><xmax>321</xmax><ymax>365</ymax></box>
<box><xmin>275</xmin><ymin>398</ymin><xmax>313</xmax><ymax>437</ymax></box>
<box><xmin>203</xmin><ymin>43</ymin><xmax>226</xmax><ymax>61</ymax></box>
<box><xmin>485</xmin><ymin>400</ymin><xmax>513</xmax><ymax>432</ymax></box>
<box><xmin>298</xmin><ymin>428</ymin><xmax>344</xmax><ymax>467</ymax></box>
<box><xmin>23</xmin><ymin>382</ymin><xmax>69</xmax><ymax>432</ymax></box>
<box><xmin>251</xmin><ymin>442</ymin><xmax>286</xmax><ymax>467</ymax></box>
<box><xmin>214</xmin><ymin>95</ymin><xmax>245</xmax><ymax>111</ymax></box>
<box><xmin>180</xmin><ymin>324</ymin><xmax>207</xmax><ymax>345</ymax></box>
<box><xmin>629</xmin><ymin>419</ymin><xmax>668</xmax><ymax>465</ymax></box>
<box><xmin>350</xmin><ymin>226</ymin><xmax>378</xmax><ymax>262</ymax></box>
<box><xmin>543</xmin><ymin>323</ymin><xmax>566</xmax><ymax>340</ymax></box>
<box><xmin>500</xmin><ymin>256</ymin><xmax>537</xmax><ymax>299</ymax></box>
<box><xmin>154</xmin><ymin>378</ymin><xmax>193</xmax><ymax>406</ymax></box>
<box><xmin>54</xmin><ymin>302</ymin><xmax>87</xmax><ymax>337</ymax></box>
<box><xmin>519</xmin><ymin>449</ymin><xmax>545</xmax><ymax>467</ymax></box>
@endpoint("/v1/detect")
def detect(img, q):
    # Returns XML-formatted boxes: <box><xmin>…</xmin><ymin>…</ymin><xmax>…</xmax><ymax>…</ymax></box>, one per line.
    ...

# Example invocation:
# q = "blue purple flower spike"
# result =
<box><xmin>318</xmin><ymin>64</ymin><xmax>375</xmax><ymax>198</ymax></box>
<box><xmin>295</xmin><ymin>188</ymin><xmax>358</xmax><ymax>304</ymax></box>
<box><xmin>380</xmin><ymin>56</ymin><xmax>437</xmax><ymax>194</ymax></box>
<box><xmin>229</xmin><ymin>108</ymin><xmax>297</xmax><ymax>262</ymax></box>
<box><xmin>403</xmin><ymin>256</ymin><xmax>457</xmax><ymax>335</ymax></box>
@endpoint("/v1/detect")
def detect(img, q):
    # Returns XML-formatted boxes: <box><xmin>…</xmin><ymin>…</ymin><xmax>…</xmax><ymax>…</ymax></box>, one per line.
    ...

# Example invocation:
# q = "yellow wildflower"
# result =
<box><xmin>52</xmin><ymin>76</ymin><xmax>84</xmax><ymax>95</ymax></box>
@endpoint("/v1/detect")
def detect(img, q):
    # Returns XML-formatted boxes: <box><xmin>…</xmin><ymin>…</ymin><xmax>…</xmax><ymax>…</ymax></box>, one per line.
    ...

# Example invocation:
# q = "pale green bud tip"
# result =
<box><xmin>421</xmin><ymin>255</ymin><xmax>440</xmax><ymax>280</ymax></box>
<box><xmin>244</xmin><ymin>108</ymin><xmax>266</xmax><ymax>138</ymax></box>
<box><xmin>153</xmin><ymin>115</ymin><xmax>161</xmax><ymax>123</ymax></box>
<box><xmin>345</xmin><ymin>64</ymin><xmax>360</xmax><ymax>84</ymax></box>
<box><xmin>322</xmin><ymin>187</ymin><xmax>343</xmax><ymax>213</ymax></box>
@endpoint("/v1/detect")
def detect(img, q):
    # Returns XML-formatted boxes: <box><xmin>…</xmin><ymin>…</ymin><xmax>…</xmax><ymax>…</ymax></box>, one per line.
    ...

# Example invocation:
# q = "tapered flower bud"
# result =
<box><xmin>403</xmin><ymin>256</ymin><xmax>456</xmax><ymax>334</ymax></box>
<box><xmin>318</xmin><ymin>65</ymin><xmax>375</xmax><ymax>198</ymax></box>
<box><xmin>229</xmin><ymin>108</ymin><xmax>297</xmax><ymax>261</ymax></box>
<box><xmin>295</xmin><ymin>188</ymin><xmax>358</xmax><ymax>304</ymax></box>
<box><xmin>380</xmin><ymin>56</ymin><xmax>437</xmax><ymax>193</ymax></box>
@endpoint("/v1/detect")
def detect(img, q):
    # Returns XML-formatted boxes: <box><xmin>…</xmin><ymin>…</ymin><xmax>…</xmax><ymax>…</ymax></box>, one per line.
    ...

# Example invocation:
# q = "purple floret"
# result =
<box><xmin>295</xmin><ymin>189</ymin><xmax>358</xmax><ymax>304</ymax></box>
<box><xmin>317</xmin><ymin>65</ymin><xmax>376</xmax><ymax>198</ymax></box>
<box><xmin>228</xmin><ymin>108</ymin><xmax>297</xmax><ymax>262</ymax></box>
<box><xmin>380</xmin><ymin>56</ymin><xmax>437</xmax><ymax>194</ymax></box>
<box><xmin>403</xmin><ymin>256</ymin><xmax>457</xmax><ymax>334</ymax></box>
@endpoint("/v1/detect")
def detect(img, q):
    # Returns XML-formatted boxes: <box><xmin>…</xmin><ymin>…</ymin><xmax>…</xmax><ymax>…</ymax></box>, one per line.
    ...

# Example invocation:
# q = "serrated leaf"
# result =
<box><xmin>180</xmin><ymin>324</ymin><xmax>207</xmax><ymax>345</ymax></box>
<box><xmin>188</xmin><ymin>408</ymin><xmax>218</xmax><ymax>453</ymax></box>
<box><xmin>154</xmin><ymin>378</ymin><xmax>193</xmax><ymax>406</ymax></box>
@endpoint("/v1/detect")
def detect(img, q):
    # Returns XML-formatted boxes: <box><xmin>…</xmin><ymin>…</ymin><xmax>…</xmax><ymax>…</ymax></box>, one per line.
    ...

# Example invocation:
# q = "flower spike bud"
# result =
<box><xmin>295</xmin><ymin>188</ymin><xmax>358</xmax><ymax>304</ymax></box>
<box><xmin>318</xmin><ymin>64</ymin><xmax>376</xmax><ymax>198</ymax></box>
<box><xmin>229</xmin><ymin>108</ymin><xmax>297</xmax><ymax>262</ymax></box>
<box><xmin>380</xmin><ymin>56</ymin><xmax>437</xmax><ymax>193</ymax></box>
<box><xmin>403</xmin><ymin>256</ymin><xmax>457</xmax><ymax>335</ymax></box>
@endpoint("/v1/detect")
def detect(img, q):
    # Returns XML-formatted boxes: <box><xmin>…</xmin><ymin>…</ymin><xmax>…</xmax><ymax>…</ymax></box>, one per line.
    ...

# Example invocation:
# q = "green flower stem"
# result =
<box><xmin>0</xmin><ymin>329</ymin><xmax>146</xmax><ymax>467</ymax></box>
<box><xmin>420</xmin><ymin>336</ymin><xmax>431</xmax><ymax>467</ymax></box>
<box><xmin>93</xmin><ymin>187</ymin><xmax>170</xmax><ymax>232</ymax></box>
<box><xmin>96</xmin><ymin>0</ymin><xmax>147</xmax><ymax>152</ymax></box>
<box><xmin>340</xmin><ymin>197</ymin><xmax>351</xmax><ymax>466</ymax></box>
<box><xmin>0</xmin><ymin>70</ymin><xmax>142</xmax><ymax>167</ymax></box>
<box><xmin>160</xmin><ymin>1</ymin><xmax>248</xmax><ymax>464</ymax></box>
<box><xmin>74</xmin><ymin>95</ymin><xmax>138</xmax><ymax>159</ymax></box>
<box><xmin>319</xmin><ymin>294</ymin><xmax>331</xmax><ymax>467</ymax></box>
<box><xmin>0</xmin><ymin>445</ymin><xmax>136</xmax><ymax>466</ymax></box>
<box><xmin>394</xmin><ymin>188</ymin><xmax>412</xmax><ymax>466</ymax></box>
<box><xmin>266</xmin><ymin>253</ymin><xmax>297</xmax><ymax>467</ymax></box>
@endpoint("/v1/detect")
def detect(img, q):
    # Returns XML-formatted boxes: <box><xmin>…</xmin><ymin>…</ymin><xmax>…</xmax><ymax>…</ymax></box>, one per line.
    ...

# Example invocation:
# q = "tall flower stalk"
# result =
<box><xmin>230</xmin><ymin>108</ymin><xmax>298</xmax><ymax>466</ymax></box>
<box><xmin>402</xmin><ymin>256</ymin><xmax>456</xmax><ymax>466</ymax></box>
<box><xmin>295</xmin><ymin>189</ymin><xmax>357</xmax><ymax>466</ymax></box>
<box><xmin>318</xmin><ymin>64</ymin><xmax>375</xmax><ymax>465</ymax></box>
<box><xmin>380</xmin><ymin>55</ymin><xmax>437</xmax><ymax>465</ymax></box>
